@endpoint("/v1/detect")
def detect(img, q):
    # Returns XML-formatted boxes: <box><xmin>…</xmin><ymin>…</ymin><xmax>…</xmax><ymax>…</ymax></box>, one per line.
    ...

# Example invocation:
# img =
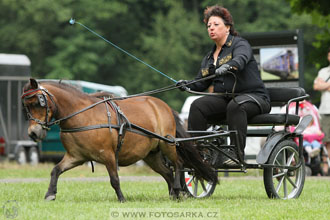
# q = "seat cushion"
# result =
<box><xmin>208</xmin><ymin>113</ymin><xmax>300</xmax><ymax>127</ymax></box>
<box><xmin>247</xmin><ymin>113</ymin><xmax>300</xmax><ymax>126</ymax></box>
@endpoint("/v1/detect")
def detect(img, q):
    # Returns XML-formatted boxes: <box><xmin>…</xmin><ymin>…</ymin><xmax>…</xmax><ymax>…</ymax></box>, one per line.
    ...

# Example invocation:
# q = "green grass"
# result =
<box><xmin>0</xmin><ymin>161</ymin><xmax>263</xmax><ymax>179</ymax></box>
<box><xmin>1</xmin><ymin>163</ymin><xmax>330</xmax><ymax>220</ymax></box>
<box><xmin>0</xmin><ymin>161</ymin><xmax>156</xmax><ymax>179</ymax></box>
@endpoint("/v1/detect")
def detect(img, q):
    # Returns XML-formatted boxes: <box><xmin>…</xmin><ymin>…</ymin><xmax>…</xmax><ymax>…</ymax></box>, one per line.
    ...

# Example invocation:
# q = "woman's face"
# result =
<box><xmin>207</xmin><ymin>16</ymin><xmax>230</xmax><ymax>44</ymax></box>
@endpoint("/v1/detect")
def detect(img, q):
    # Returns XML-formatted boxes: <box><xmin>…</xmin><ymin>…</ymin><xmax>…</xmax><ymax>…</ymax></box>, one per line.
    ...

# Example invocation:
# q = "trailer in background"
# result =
<box><xmin>0</xmin><ymin>53</ymin><xmax>38</xmax><ymax>164</ymax></box>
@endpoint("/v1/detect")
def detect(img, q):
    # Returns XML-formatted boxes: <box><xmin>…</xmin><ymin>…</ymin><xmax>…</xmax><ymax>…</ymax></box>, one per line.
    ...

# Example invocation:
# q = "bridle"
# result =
<box><xmin>21</xmin><ymin>84</ymin><xmax>116</xmax><ymax>131</ymax></box>
<box><xmin>21</xmin><ymin>86</ymin><xmax>58</xmax><ymax>130</ymax></box>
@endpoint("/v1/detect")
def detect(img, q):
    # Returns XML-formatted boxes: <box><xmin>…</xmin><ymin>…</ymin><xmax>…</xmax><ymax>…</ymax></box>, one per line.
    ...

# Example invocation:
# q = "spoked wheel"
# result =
<box><xmin>181</xmin><ymin>170</ymin><xmax>217</xmax><ymax>198</ymax></box>
<box><xmin>263</xmin><ymin>140</ymin><xmax>305</xmax><ymax>199</ymax></box>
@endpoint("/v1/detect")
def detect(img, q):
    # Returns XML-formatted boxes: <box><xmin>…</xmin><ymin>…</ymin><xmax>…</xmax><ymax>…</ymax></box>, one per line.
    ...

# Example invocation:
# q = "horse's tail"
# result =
<box><xmin>172</xmin><ymin>110</ymin><xmax>218</xmax><ymax>184</ymax></box>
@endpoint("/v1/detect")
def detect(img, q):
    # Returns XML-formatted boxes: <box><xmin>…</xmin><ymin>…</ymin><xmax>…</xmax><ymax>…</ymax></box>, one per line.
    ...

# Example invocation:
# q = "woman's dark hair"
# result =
<box><xmin>203</xmin><ymin>5</ymin><xmax>238</xmax><ymax>36</ymax></box>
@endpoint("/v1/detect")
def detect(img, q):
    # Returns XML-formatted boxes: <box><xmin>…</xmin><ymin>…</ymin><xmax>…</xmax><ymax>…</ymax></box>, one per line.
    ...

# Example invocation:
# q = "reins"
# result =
<box><xmin>111</xmin><ymin>70</ymin><xmax>239</xmax><ymax>101</ymax></box>
<box><xmin>22</xmin><ymin>70</ymin><xmax>239</xmax><ymax>131</ymax></box>
<box><xmin>69</xmin><ymin>18</ymin><xmax>177</xmax><ymax>83</ymax></box>
<box><xmin>68</xmin><ymin>19</ymin><xmax>240</xmax><ymax>100</ymax></box>
<box><xmin>22</xmin><ymin>18</ymin><xmax>242</xmax><ymax>144</ymax></box>
<box><xmin>68</xmin><ymin>19</ymin><xmax>240</xmax><ymax>99</ymax></box>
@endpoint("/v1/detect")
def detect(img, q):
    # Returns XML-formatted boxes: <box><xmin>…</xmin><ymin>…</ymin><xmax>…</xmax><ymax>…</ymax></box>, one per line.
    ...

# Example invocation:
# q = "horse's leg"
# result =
<box><xmin>45</xmin><ymin>153</ymin><xmax>83</xmax><ymax>201</ymax></box>
<box><xmin>158</xmin><ymin>142</ymin><xmax>183</xmax><ymax>199</ymax></box>
<box><xmin>143</xmin><ymin>151</ymin><xmax>175</xmax><ymax>196</ymax></box>
<box><xmin>105</xmin><ymin>160</ymin><xmax>125</xmax><ymax>203</ymax></box>
<box><xmin>172</xmin><ymin>162</ymin><xmax>182</xmax><ymax>198</ymax></box>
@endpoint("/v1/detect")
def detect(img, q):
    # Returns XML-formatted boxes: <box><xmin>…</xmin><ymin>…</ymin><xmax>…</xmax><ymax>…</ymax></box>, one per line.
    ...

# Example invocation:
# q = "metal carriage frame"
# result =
<box><xmin>176</xmin><ymin>87</ymin><xmax>311</xmax><ymax>199</ymax></box>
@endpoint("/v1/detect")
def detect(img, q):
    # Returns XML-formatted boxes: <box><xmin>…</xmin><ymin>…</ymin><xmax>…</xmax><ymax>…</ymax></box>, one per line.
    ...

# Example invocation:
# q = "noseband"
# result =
<box><xmin>21</xmin><ymin>86</ymin><xmax>57</xmax><ymax>130</ymax></box>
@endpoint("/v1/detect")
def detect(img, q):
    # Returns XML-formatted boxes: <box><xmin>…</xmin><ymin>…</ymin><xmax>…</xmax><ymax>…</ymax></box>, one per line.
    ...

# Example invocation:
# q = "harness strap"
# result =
<box><xmin>60</xmin><ymin>123</ymin><xmax>174</xmax><ymax>142</ymax></box>
<box><xmin>104</xmin><ymin>98</ymin><xmax>112</xmax><ymax>133</ymax></box>
<box><xmin>111</xmin><ymin>101</ymin><xmax>132</xmax><ymax>170</ymax></box>
<box><xmin>116</xmin><ymin>122</ymin><xmax>128</xmax><ymax>170</ymax></box>
<box><xmin>61</xmin><ymin>124</ymin><xmax>121</xmax><ymax>132</ymax></box>
<box><xmin>90</xmin><ymin>161</ymin><xmax>94</xmax><ymax>173</ymax></box>
<box><xmin>47</xmin><ymin>98</ymin><xmax>112</xmax><ymax>126</ymax></box>
<box><xmin>21</xmin><ymin>88</ymin><xmax>42</xmax><ymax>99</ymax></box>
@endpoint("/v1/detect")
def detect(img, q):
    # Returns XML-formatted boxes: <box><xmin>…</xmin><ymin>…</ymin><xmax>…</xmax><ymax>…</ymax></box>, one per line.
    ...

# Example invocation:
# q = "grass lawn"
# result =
<box><xmin>1</xmin><ymin>162</ymin><xmax>330</xmax><ymax>219</ymax></box>
<box><xmin>0</xmin><ymin>161</ymin><xmax>157</xmax><ymax>179</ymax></box>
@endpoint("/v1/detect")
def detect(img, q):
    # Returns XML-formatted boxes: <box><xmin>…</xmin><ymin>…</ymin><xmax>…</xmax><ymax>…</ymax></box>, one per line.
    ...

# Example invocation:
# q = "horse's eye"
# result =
<box><xmin>30</xmin><ymin>102</ymin><xmax>39</xmax><ymax>107</ymax></box>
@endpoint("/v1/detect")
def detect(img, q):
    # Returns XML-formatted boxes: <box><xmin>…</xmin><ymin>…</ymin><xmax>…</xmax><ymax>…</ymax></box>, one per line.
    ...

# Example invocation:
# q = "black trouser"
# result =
<box><xmin>188</xmin><ymin>95</ymin><xmax>270</xmax><ymax>155</ymax></box>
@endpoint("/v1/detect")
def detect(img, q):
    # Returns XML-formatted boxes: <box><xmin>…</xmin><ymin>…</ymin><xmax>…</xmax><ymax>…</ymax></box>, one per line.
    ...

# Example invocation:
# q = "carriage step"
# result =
<box><xmin>175</xmin><ymin>131</ymin><xmax>230</xmax><ymax>142</ymax></box>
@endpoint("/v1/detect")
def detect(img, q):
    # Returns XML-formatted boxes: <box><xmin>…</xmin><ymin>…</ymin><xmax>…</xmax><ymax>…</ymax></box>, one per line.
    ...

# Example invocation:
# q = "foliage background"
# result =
<box><xmin>0</xmin><ymin>0</ymin><xmax>329</xmax><ymax>110</ymax></box>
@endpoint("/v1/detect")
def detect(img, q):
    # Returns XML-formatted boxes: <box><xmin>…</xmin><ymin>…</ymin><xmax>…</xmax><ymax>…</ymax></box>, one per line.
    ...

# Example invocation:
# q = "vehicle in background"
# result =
<box><xmin>37</xmin><ymin>79</ymin><xmax>128</xmax><ymax>163</ymax></box>
<box><xmin>178</xmin><ymin>96</ymin><xmax>201</xmax><ymax>129</ymax></box>
<box><xmin>0</xmin><ymin>53</ymin><xmax>36</xmax><ymax>164</ymax></box>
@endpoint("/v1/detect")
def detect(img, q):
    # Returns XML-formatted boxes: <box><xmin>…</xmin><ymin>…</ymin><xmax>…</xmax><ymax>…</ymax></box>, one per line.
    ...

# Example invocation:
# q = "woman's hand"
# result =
<box><xmin>215</xmin><ymin>64</ymin><xmax>232</xmax><ymax>76</ymax></box>
<box><xmin>176</xmin><ymin>80</ymin><xmax>189</xmax><ymax>91</ymax></box>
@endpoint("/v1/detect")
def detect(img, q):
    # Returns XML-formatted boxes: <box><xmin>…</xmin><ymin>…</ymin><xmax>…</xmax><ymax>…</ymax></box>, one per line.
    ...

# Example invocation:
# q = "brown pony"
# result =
<box><xmin>21</xmin><ymin>79</ymin><xmax>217</xmax><ymax>202</ymax></box>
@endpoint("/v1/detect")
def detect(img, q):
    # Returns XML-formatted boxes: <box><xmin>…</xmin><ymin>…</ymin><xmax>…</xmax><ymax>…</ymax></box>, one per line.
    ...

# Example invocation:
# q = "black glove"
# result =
<box><xmin>215</xmin><ymin>64</ymin><xmax>231</xmax><ymax>76</ymax></box>
<box><xmin>176</xmin><ymin>80</ymin><xmax>189</xmax><ymax>91</ymax></box>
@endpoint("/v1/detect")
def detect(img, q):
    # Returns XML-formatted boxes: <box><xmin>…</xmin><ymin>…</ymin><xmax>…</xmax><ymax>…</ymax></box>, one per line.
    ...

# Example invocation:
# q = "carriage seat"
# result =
<box><xmin>249</xmin><ymin>87</ymin><xmax>307</xmax><ymax>126</ymax></box>
<box><xmin>211</xmin><ymin>87</ymin><xmax>308</xmax><ymax>127</ymax></box>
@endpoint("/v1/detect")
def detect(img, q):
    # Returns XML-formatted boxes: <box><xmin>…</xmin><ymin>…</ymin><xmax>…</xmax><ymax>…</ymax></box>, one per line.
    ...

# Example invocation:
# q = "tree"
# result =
<box><xmin>288</xmin><ymin>0</ymin><xmax>330</xmax><ymax>103</ymax></box>
<box><xmin>122</xmin><ymin>0</ymin><xmax>208</xmax><ymax>109</ymax></box>
<box><xmin>0</xmin><ymin>0</ymin><xmax>324</xmax><ymax>110</ymax></box>
<box><xmin>288</xmin><ymin>0</ymin><xmax>330</xmax><ymax>68</ymax></box>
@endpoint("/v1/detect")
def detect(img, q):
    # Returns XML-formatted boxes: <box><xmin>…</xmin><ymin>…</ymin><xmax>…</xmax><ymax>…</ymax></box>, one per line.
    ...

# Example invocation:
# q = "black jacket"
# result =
<box><xmin>188</xmin><ymin>34</ymin><xmax>270</xmax><ymax>102</ymax></box>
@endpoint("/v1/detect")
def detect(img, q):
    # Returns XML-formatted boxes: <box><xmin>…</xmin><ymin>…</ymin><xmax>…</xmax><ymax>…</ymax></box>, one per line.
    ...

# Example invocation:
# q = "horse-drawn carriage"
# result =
<box><xmin>21</xmin><ymin>78</ymin><xmax>311</xmax><ymax>202</ymax></box>
<box><xmin>180</xmin><ymin>87</ymin><xmax>310</xmax><ymax>199</ymax></box>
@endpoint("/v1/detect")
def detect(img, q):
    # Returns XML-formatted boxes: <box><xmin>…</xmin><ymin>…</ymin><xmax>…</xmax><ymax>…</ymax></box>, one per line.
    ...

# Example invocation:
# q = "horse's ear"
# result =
<box><xmin>30</xmin><ymin>78</ymin><xmax>38</xmax><ymax>89</ymax></box>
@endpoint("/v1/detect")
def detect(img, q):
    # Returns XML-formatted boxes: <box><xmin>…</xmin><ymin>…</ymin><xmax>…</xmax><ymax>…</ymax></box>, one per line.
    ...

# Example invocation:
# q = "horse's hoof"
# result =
<box><xmin>119</xmin><ymin>198</ymin><xmax>126</xmax><ymax>203</ymax></box>
<box><xmin>45</xmin><ymin>195</ymin><xmax>56</xmax><ymax>201</ymax></box>
<box><xmin>170</xmin><ymin>192</ymin><xmax>180</xmax><ymax>201</ymax></box>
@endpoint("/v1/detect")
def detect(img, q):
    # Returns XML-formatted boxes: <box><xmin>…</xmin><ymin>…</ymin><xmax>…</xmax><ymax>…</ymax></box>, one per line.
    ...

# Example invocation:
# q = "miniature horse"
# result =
<box><xmin>21</xmin><ymin>79</ymin><xmax>217</xmax><ymax>202</ymax></box>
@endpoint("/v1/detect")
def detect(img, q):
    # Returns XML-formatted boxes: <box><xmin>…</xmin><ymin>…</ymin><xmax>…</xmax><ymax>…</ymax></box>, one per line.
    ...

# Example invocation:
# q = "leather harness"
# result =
<box><xmin>22</xmin><ymin>87</ymin><xmax>176</xmax><ymax>170</ymax></box>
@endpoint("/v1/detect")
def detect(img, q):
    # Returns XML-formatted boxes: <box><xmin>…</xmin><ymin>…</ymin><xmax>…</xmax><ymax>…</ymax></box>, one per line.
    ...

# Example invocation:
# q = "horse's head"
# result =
<box><xmin>21</xmin><ymin>78</ymin><xmax>57</xmax><ymax>142</ymax></box>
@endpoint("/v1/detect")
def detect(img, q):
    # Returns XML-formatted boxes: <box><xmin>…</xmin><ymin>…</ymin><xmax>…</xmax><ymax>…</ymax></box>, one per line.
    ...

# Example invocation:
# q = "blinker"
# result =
<box><xmin>37</xmin><ymin>94</ymin><xmax>46</xmax><ymax>107</ymax></box>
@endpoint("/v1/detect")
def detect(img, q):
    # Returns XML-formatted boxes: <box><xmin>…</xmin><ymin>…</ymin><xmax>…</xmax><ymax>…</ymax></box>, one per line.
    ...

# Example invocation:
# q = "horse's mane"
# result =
<box><xmin>40</xmin><ymin>81</ymin><xmax>91</xmax><ymax>98</ymax></box>
<box><xmin>23</xmin><ymin>80</ymin><xmax>112</xmax><ymax>101</ymax></box>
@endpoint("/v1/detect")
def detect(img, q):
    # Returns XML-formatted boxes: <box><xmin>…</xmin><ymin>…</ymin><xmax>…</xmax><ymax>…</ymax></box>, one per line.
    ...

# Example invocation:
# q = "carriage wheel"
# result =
<box><xmin>263</xmin><ymin>140</ymin><xmax>305</xmax><ymax>199</ymax></box>
<box><xmin>181</xmin><ymin>170</ymin><xmax>217</xmax><ymax>198</ymax></box>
